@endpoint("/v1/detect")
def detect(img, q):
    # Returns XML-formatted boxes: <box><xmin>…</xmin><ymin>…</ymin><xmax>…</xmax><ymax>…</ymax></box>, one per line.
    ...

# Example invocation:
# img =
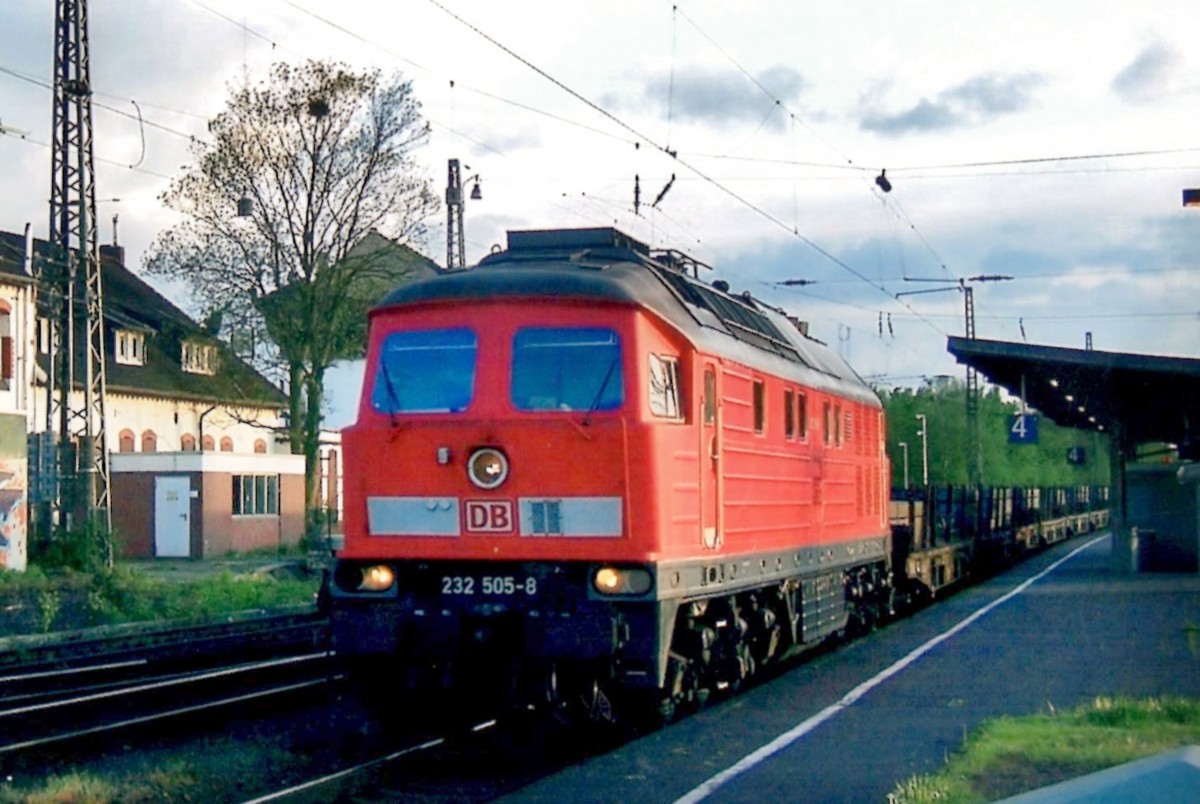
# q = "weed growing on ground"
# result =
<box><xmin>0</xmin><ymin>760</ymin><xmax>200</xmax><ymax>803</ymax></box>
<box><xmin>35</xmin><ymin>589</ymin><xmax>60</xmax><ymax>633</ymax></box>
<box><xmin>0</xmin><ymin>735</ymin><xmax>296</xmax><ymax>803</ymax></box>
<box><xmin>889</xmin><ymin>697</ymin><xmax>1200</xmax><ymax>803</ymax></box>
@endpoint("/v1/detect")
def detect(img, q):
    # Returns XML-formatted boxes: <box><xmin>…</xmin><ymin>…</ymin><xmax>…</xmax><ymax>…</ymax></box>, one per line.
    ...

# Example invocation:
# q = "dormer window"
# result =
<box><xmin>115</xmin><ymin>329</ymin><xmax>146</xmax><ymax>366</ymax></box>
<box><xmin>182</xmin><ymin>341</ymin><xmax>218</xmax><ymax>375</ymax></box>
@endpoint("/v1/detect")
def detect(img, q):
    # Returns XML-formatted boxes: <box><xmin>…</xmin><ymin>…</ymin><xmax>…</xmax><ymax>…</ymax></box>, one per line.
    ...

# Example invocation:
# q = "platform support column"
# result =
<box><xmin>1108</xmin><ymin>421</ymin><xmax>1134</xmax><ymax>574</ymax></box>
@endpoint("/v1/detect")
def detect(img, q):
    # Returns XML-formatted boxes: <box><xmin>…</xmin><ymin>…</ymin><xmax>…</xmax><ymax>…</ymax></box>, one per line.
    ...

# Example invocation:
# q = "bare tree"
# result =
<box><xmin>147</xmin><ymin>59</ymin><xmax>440</xmax><ymax>538</ymax></box>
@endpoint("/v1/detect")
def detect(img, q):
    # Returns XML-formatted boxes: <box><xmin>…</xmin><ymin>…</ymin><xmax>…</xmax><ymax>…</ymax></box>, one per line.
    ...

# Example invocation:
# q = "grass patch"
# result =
<box><xmin>0</xmin><ymin>564</ymin><xmax>319</xmax><ymax>637</ymax></box>
<box><xmin>90</xmin><ymin>566</ymin><xmax>319</xmax><ymax>623</ymax></box>
<box><xmin>889</xmin><ymin>696</ymin><xmax>1200</xmax><ymax>803</ymax></box>
<box><xmin>0</xmin><ymin>735</ymin><xmax>296</xmax><ymax>803</ymax></box>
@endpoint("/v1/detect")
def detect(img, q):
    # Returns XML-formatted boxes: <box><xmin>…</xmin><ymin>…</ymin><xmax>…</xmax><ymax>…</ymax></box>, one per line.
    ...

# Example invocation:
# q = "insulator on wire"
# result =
<box><xmin>652</xmin><ymin>174</ymin><xmax>676</xmax><ymax>208</ymax></box>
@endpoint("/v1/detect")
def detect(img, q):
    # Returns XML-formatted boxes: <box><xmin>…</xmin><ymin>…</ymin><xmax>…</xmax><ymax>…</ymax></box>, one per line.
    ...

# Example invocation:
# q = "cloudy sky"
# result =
<box><xmin>2</xmin><ymin>0</ymin><xmax>1198</xmax><ymax>426</ymax></box>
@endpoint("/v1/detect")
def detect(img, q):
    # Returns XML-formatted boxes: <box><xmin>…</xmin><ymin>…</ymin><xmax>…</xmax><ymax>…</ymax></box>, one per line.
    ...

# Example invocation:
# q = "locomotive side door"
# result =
<box><xmin>700</xmin><ymin>362</ymin><xmax>722</xmax><ymax>549</ymax></box>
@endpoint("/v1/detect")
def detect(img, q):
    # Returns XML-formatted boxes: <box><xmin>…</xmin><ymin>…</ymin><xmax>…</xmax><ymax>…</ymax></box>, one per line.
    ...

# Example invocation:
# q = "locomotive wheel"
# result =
<box><xmin>659</xmin><ymin>653</ymin><xmax>703</xmax><ymax>723</ymax></box>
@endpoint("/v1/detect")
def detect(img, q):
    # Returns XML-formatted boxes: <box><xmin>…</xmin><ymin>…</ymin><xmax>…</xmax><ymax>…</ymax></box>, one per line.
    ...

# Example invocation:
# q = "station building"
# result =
<box><xmin>0</xmin><ymin>227</ymin><xmax>431</xmax><ymax>565</ymax></box>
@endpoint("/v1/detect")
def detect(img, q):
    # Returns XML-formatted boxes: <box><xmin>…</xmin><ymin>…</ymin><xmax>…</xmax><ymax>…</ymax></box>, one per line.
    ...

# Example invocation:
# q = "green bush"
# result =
<box><xmin>1</xmin><ymin>561</ymin><xmax>319</xmax><ymax>637</ymax></box>
<box><xmin>29</xmin><ymin>525</ymin><xmax>111</xmax><ymax>574</ymax></box>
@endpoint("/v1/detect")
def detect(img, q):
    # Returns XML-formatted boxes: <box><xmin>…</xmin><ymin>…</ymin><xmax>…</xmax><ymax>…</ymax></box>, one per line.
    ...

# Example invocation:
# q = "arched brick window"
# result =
<box><xmin>253</xmin><ymin>438</ymin><xmax>267</xmax><ymax>454</ymax></box>
<box><xmin>118</xmin><ymin>429</ymin><xmax>135</xmax><ymax>453</ymax></box>
<box><xmin>201</xmin><ymin>434</ymin><xmax>215</xmax><ymax>451</ymax></box>
<box><xmin>220</xmin><ymin>436</ymin><xmax>233</xmax><ymax>452</ymax></box>
<box><xmin>181</xmin><ymin>433</ymin><xmax>196</xmax><ymax>451</ymax></box>
<box><xmin>141</xmin><ymin>430</ymin><xmax>157</xmax><ymax>453</ymax></box>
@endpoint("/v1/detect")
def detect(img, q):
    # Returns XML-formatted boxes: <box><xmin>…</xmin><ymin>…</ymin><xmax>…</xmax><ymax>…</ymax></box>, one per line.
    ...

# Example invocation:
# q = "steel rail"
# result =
<box><xmin>0</xmin><ymin>606</ymin><xmax>326</xmax><ymax>670</ymax></box>
<box><xmin>0</xmin><ymin>675</ymin><xmax>336</xmax><ymax>755</ymax></box>
<box><xmin>238</xmin><ymin>718</ymin><xmax>501</xmax><ymax>803</ymax></box>
<box><xmin>0</xmin><ymin>658</ymin><xmax>147</xmax><ymax>684</ymax></box>
<box><xmin>0</xmin><ymin>651</ymin><xmax>330</xmax><ymax>718</ymax></box>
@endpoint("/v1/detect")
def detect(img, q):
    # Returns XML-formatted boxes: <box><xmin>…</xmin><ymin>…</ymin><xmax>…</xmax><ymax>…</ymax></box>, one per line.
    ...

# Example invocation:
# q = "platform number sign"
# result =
<box><xmin>1008</xmin><ymin>413</ymin><xmax>1039</xmax><ymax>444</ymax></box>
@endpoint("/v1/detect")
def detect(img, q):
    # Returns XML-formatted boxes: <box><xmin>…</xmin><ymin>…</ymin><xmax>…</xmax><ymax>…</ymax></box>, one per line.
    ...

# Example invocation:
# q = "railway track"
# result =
<box><xmin>0</xmin><ymin>607</ymin><xmax>332</xmax><ymax>757</ymax></box>
<box><xmin>239</xmin><ymin>707</ymin><xmax>622</xmax><ymax>803</ymax></box>
<box><xmin>0</xmin><ymin>649</ymin><xmax>601</xmax><ymax>802</ymax></box>
<box><xmin>0</xmin><ymin>604</ymin><xmax>327</xmax><ymax>672</ymax></box>
<box><xmin>0</xmin><ymin>602</ymin><xmax>630</xmax><ymax>802</ymax></box>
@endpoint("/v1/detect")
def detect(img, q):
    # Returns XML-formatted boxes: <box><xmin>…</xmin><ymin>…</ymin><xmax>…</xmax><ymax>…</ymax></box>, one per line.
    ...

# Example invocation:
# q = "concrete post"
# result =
<box><xmin>1108</xmin><ymin>421</ymin><xmax>1134</xmax><ymax>574</ymax></box>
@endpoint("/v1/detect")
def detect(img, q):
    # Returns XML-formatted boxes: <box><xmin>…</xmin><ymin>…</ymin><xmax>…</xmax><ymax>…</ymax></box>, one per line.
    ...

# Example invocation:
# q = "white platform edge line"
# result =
<box><xmin>673</xmin><ymin>533</ymin><xmax>1108</xmax><ymax>804</ymax></box>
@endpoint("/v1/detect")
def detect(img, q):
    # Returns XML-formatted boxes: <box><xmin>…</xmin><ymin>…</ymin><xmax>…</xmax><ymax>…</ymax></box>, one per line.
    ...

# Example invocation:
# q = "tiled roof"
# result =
<box><xmin>0</xmin><ymin>229</ymin><xmax>284</xmax><ymax>407</ymax></box>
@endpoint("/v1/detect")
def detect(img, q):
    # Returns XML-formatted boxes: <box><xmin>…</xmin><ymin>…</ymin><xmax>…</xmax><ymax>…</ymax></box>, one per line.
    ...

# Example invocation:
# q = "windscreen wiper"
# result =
<box><xmin>582</xmin><ymin>357</ymin><xmax>619</xmax><ymax>427</ymax></box>
<box><xmin>378</xmin><ymin>357</ymin><xmax>401</xmax><ymax>428</ymax></box>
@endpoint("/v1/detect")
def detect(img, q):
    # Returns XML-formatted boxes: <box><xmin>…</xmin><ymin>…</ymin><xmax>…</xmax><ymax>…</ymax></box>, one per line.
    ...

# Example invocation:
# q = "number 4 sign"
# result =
<box><xmin>1009</xmin><ymin>413</ymin><xmax>1039</xmax><ymax>444</ymax></box>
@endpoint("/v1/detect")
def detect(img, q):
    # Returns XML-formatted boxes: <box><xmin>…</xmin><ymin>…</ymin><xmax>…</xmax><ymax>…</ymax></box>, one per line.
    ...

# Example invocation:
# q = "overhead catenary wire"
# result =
<box><xmin>0</xmin><ymin>63</ymin><xmax>203</xmax><ymax>145</ymax></box>
<box><xmin>683</xmin><ymin>145</ymin><xmax>1200</xmax><ymax>174</ymax></box>
<box><xmin>665</xmin><ymin>2</ymin><xmax>964</xmax><ymax>292</ymax></box>
<box><xmin>422</xmin><ymin>0</ymin><xmax>949</xmax><ymax>337</ymax></box>
<box><xmin>5</xmin><ymin>1</ymin><xmax>1193</xmax><ymax>353</ymax></box>
<box><xmin>669</xmin><ymin>3</ymin><xmax>855</xmax><ymax>170</ymax></box>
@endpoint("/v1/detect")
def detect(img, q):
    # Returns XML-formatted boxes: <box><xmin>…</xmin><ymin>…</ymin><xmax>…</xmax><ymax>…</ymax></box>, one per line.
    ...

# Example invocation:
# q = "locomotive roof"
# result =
<box><xmin>375</xmin><ymin>228</ymin><xmax>878</xmax><ymax>406</ymax></box>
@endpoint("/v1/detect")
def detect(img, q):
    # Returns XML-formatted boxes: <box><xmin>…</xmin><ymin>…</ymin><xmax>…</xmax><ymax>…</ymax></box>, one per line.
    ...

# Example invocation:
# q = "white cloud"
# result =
<box><xmin>1111</xmin><ymin>40</ymin><xmax>1185</xmax><ymax>104</ymax></box>
<box><xmin>2</xmin><ymin>0</ymin><xmax>1199</xmax><ymax>424</ymax></box>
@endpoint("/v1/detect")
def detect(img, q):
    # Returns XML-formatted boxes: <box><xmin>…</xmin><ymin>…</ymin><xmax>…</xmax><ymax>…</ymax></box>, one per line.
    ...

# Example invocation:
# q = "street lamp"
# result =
<box><xmin>915</xmin><ymin>414</ymin><xmax>929</xmax><ymax>487</ymax></box>
<box><xmin>446</xmin><ymin>158</ymin><xmax>483</xmax><ymax>269</ymax></box>
<box><xmin>898</xmin><ymin>441</ymin><xmax>909</xmax><ymax>489</ymax></box>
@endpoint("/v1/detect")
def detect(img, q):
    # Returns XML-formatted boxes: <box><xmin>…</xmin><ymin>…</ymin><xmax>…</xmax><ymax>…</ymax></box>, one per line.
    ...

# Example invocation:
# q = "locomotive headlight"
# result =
<box><xmin>358</xmin><ymin>564</ymin><xmax>396</xmax><ymax>592</ymax></box>
<box><xmin>467</xmin><ymin>447</ymin><xmax>509</xmax><ymax>489</ymax></box>
<box><xmin>592</xmin><ymin>566</ymin><xmax>653</xmax><ymax>596</ymax></box>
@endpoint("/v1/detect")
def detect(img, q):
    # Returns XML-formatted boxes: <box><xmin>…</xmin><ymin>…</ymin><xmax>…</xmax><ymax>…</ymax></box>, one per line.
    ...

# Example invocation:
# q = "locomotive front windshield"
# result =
<box><xmin>511</xmin><ymin>327</ymin><xmax>623</xmax><ymax>412</ymax></box>
<box><xmin>371</xmin><ymin>328</ymin><xmax>477</xmax><ymax>413</ymax></box>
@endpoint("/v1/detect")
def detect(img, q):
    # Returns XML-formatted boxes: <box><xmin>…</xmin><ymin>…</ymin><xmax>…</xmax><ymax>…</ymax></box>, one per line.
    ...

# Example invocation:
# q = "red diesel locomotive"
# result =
<box><xmin>328</xmin><ymin>227</ymin><xmax>892</xmax><ymax>718</ymax></box>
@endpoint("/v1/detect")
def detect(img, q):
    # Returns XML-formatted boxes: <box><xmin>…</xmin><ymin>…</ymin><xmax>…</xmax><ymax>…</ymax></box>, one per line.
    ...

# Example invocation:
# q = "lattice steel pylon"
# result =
<box><xmin>41</xmin><ymin>0</ymin><xmax>111</xmax><ymax>549</ymax></box>
<box><xmin>445</xmin><ymin>158</ymin><xmax>466</xmax><ymax>269</ymax></box>
<box><xmin>963</xmin><ymin>285</ymin><xmax>981</xmax><ymax>487</ymax></box>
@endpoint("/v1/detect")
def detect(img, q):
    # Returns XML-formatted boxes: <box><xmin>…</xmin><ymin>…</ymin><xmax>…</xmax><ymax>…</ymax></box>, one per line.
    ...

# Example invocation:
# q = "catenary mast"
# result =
<box><xmin>41</xmin><ymin>0</ymin><xmax>111</xmax><ymax>554</ymax></box>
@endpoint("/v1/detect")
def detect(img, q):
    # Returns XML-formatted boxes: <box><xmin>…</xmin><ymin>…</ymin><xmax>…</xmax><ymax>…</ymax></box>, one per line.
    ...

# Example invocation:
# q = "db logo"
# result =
<box><xmin>464</xmin><ymin>500</ymin><xmax>515</xmax><ymax>533</ymax></box>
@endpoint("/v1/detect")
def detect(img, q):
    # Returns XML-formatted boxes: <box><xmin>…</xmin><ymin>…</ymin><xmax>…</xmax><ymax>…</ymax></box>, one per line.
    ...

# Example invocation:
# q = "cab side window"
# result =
<box><xmin>648</xmin><ymin>354</ymin><xmax>683</xmax><ymax>419</ymax></box>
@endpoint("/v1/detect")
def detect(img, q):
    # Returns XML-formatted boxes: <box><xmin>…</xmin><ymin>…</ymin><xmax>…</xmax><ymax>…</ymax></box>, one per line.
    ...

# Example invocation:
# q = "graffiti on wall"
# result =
<box><xmin>0</xmin><ymin>469</ymin><xmax>25</xmax><ymax>572</ymax></box>
<box><xmin>0</xmin><ymin>415</ymin><xmax>27</xmax><ymax>572</ymax></box>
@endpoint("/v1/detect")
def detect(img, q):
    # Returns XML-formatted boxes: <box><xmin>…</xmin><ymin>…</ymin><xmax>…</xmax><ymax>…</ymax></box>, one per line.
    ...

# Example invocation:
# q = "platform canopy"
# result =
<box><xmin>947</xmin><ymin>336</ymin><xmax>1200</xmax><ymax>456</ymax></box>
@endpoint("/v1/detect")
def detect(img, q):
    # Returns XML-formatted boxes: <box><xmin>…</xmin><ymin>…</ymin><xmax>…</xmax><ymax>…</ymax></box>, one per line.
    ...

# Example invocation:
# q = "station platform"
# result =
<box><xmin>503</xmin><ymin>534</ymin><xmax>1200</xmax><ymax>803</ymax></box>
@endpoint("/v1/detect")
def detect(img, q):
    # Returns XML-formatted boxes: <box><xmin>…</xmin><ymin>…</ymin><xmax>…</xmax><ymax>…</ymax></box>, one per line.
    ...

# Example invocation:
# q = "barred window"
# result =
<box><xmin>116</xmin><ymin>329</ymin><xmax>145</xmax><ymax>366</ymax></box>
<box><xmin>233</xmin><ymin>474</ymin><xmax>279</xmax><ymax>516</ymax></box>
<box><xmin>182</xmin><ymin>341</ymin><xmax>218</xmax><ymax>375</ymax></box>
